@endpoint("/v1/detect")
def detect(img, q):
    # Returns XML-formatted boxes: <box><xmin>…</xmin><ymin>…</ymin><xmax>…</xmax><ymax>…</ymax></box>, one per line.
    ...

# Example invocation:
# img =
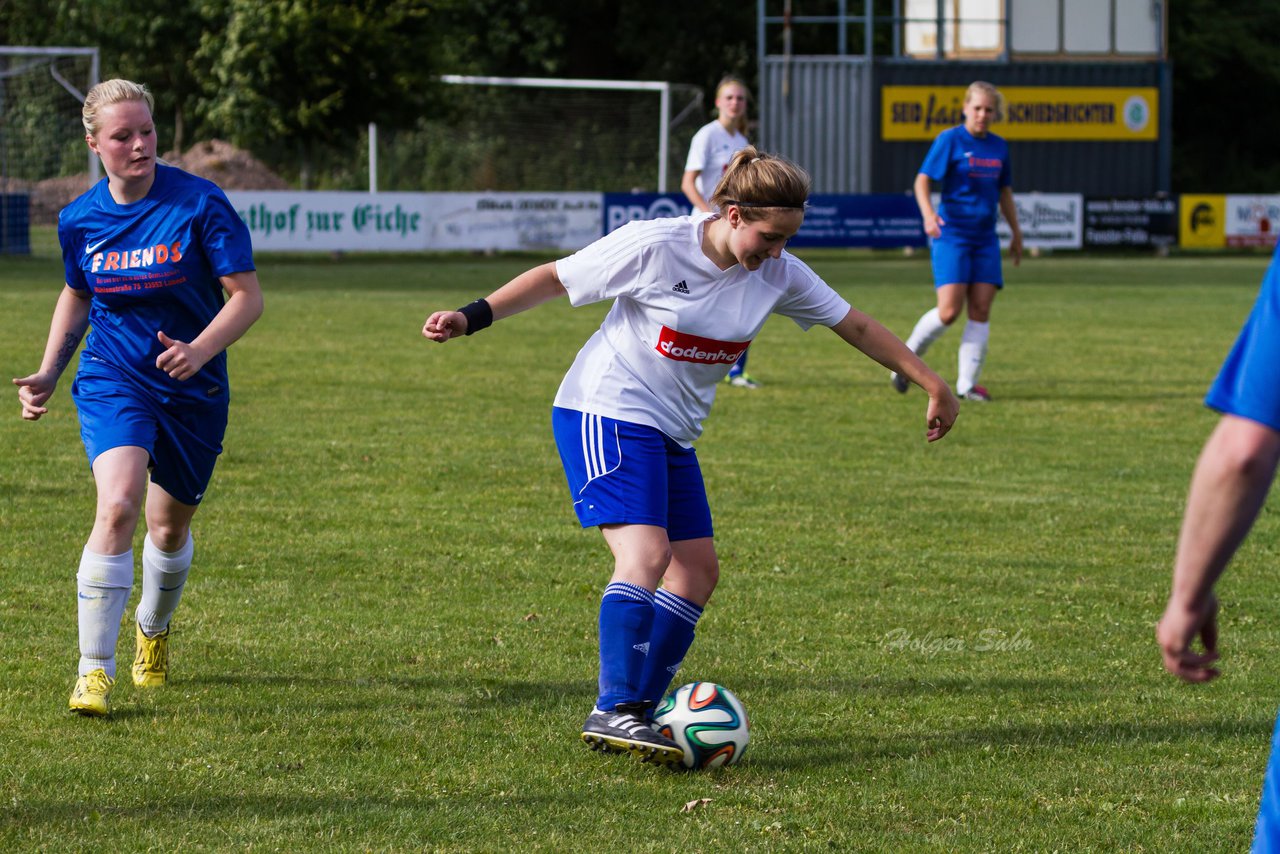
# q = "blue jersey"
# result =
<box><xmin>919</xmin><ymin>125</ymin><xmax>1012</xmax><ymax>236</ymax></box>
<box><xmin>59</xmin><ymin>164</ymin><xmax>255</xmax><ymax>407</ymax></box>
<box><xmin>1206</xmin><ymin>242</ymin><xmax>1280</xmax><ymax>432</ymax></box>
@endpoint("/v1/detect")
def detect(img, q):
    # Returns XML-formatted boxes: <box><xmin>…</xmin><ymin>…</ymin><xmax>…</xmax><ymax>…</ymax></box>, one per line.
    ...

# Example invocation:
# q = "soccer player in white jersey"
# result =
<box><xmin>423</xmin><ymin>147</ymin><xmax>959</xmax><ymax>766</ymax></box>
<box><xmin>681</xmin><ymin>75</ymin><xmax>760</xmax><ymax>388</ymax></box>
<box><xmin>13</xmin><ymin>80</ymin><xmax>262</xmax><ymax>717</ymax></box>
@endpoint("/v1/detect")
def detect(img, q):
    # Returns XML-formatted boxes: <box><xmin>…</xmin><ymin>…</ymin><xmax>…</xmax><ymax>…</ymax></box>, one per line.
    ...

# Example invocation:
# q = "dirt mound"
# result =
<box><xmin>163</xmin><ymin>139</ymin><xmax>290</xmax><ymax>191</ymax></box>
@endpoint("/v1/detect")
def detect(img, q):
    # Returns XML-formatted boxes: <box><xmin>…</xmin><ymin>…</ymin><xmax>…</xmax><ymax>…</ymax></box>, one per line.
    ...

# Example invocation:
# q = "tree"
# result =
<box><xmin>200</xmin><ymin>0</ymin><xmax>458</xmax><ymax>185</ymax></box>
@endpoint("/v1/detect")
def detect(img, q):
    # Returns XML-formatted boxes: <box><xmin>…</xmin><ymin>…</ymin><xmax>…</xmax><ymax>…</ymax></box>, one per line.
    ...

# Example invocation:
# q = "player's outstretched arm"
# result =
<box><xmin>1157</xmin><ymin>415</ymin><xmax>1280</xmax><ymax>682</ymax></box>
<box><xmin>12</xmin><ymin>285</ymin><xmax>91</xmax><ymax>421</ymax></box>
<box><xmin>423</xmin><ymin>262</ymin><xmax>567</xmax><ymax>342</ymax></box>
<box><xmin>830</xmin><ymin>307</ymin><xmax>959</xmax><ymax>442</ymax></box>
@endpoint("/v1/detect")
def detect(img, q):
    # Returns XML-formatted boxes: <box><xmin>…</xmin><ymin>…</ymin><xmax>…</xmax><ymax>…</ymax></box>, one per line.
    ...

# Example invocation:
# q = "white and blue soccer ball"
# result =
<box><xmin>653</xmin><ymin>682</ymin><xmax>750</xmax><ymax>769</ymax></box>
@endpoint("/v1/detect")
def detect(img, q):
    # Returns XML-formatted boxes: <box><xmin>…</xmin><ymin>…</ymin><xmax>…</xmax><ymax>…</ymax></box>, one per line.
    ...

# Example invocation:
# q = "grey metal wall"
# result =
<box><xmin>759</xmin><ymin>57</ymin><xmax>874</xmax><ymax>193</ymax></box>
<box><xmin>872</xmin><ymin>61</ymin><xmax>1172</xmax><ymax>195</ymax></box>
<box><xmin>758</xmin><ymin>58</ymin><xmax>1172</xmax><ymax>196</ymax></box>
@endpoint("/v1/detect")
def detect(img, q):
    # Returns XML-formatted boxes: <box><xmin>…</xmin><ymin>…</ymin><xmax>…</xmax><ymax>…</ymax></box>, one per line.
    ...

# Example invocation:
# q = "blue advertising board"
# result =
<box><xmin>602</xmin><ymin>192</ymin><xmax>925</xmax><ymax>249</ymax></box>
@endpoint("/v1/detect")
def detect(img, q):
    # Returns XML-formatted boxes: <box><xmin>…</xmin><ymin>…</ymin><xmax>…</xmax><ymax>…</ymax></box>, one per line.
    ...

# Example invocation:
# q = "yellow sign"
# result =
<box><xmin>1179</xmin><ymin>195</ymin><xmax>1226</xmax><ymax>249</ymax></box>
<box><xmin>882</xmin><ymin>86</ymin><xmax>1159</xmax><ymax>141</ymax></box>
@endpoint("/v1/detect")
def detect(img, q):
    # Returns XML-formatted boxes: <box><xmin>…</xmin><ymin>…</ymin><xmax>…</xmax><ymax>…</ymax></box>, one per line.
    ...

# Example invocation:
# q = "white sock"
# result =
<box><xmin>957</xmin><ymin>320</ymin><xmax>990</xmax><ymax>395</ymax></box>
<box><xmin>135</xmin><ymin>533</ymin><xmax>193</xmax><ymax>637</ymax></box>
<box><xmin>77</xmin><ymin>547</ymin><xmax>134</xmax><ymax>678</ymax></box>
<box><xmin>904</xmin><ymin>307</ymin><xmax>950</xmax><ymax>357</ymax></box>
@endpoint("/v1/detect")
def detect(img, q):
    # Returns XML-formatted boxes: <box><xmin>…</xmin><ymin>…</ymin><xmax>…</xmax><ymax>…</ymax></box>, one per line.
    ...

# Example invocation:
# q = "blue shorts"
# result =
<box><xmin>930</xmin><ymin>229</ymin><xmax>1004</xmax><ymax>288</ymax></box>
<box><xmin>551</xmin><ymin>407</ymin><xmax>713</xmax><ymax>542</ymax></box>
<box><xmin>1253</xmin><ymin>707</ymin><xmax>1280</xmax><ymax>852</ymax></box>
<box><xmin>72</xmin><ymin>359</ymin><xmax>228</xmax><ymax>505</ymax></box>
<box><xmin>1206</xmin><ymin>252</ymin><xmax>1280</xmax><ymax>432</ymax></box>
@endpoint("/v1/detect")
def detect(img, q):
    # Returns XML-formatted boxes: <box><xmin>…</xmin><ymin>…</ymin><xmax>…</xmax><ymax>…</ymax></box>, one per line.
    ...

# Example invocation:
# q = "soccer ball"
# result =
<box><xmin>653</xmin><ymin>682</ymin><xmax>749</xmax><ymax>769</ymax></box>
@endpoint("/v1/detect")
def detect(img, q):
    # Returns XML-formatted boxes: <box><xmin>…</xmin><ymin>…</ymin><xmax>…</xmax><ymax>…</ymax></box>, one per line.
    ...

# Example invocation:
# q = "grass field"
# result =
<box><xmin>2</xmin><ymin>239</ymin><xmax>1279</xmax><ymax>851</ymax></box>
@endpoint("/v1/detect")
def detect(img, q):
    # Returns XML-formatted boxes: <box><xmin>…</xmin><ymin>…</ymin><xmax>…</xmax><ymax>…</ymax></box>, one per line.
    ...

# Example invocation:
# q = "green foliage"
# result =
<box><xmin>1</xmin><ymin>245</ymin><xmax>1277</xmax><ymax>849</ymax></box>
<box><xmin>201</xmin><ymin>0</ymin><xmax>456</xmax><ymax>178</ymax></box>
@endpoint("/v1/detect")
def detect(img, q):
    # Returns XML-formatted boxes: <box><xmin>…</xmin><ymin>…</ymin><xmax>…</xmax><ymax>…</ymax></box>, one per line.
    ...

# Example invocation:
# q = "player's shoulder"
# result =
<box><xmin>59</xmin><ymin>178</ymin><xmax>107</xmax><ymax>223</ymax></box>
<box><xmin>156</xmin><ymin>163</ymin><xmax>223</xmax><ymax>197</ymax></box>
<box><xmin>610</xmin><ymin>213</ymin><xmax>701</xmax><ymax>249</ymax></box>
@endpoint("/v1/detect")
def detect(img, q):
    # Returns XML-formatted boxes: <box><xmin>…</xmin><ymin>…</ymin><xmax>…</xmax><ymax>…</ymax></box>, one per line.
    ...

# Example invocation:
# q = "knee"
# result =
<box><xmin>95</xmin><ymin>495</ymin><xmax>141</xmax><ymax>536</ymax></box>
<box><xmin>937</xmin><ymin>306</ymin><xmax>962</xmax><ymax>325</ymax></box>
<box><xmin>968</xmin><ymin>305</ymin><xmax>991</xmax><ymax>323</ymax></box>
<box><xmin>147</xmin><ymin>522</ymin><xmax>191</xmax><ymax>552</ymax></box>
<box><xmin>618</xmin><ymin>543</ymin><xmax>673</xmax><ymax>583</ymax></box>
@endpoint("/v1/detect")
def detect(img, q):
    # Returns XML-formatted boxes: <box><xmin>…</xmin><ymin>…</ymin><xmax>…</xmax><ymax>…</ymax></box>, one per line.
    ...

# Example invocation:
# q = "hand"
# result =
<box><xmin>924</xmin><ymin>213</ymin><xmax>944</xmax><ymax>239</ymax></box>
<box><xmin>1009</xmin><ymin>232</ymin><xmax>1024</xmax><ymax>267</ymax></box>
<box><xmin>925</xmin><ymin>385</ymin><xmax>960</xmax><ymax>442</ymax></box>
<box><xmin>155</xmin><ymin>331</ymin><xmax>209</xmax><ymax>381</ymax></box>
<box><xmin>1156</xmin><ymin>594</ymin><xmax>1220</xmax><ymax>682</ymax></box>
<box><xmin>422</xmin><ymin>310</ymin><xmax>467</xmax><ymax>342</ymax></box>
<box><xmin>12</xmin><ymin>371</ymin><xmax>57</xmax><ymax>421</ymax></box>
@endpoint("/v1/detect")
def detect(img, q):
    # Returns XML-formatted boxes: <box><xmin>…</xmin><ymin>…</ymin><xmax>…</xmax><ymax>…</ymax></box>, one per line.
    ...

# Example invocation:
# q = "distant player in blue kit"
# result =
<box><xmin>1156</xmin><ymin>243</ymin><xmax>1280</xmax><ymax>851</ymax></box>
<box><xmin>12</xmin><ymin>79</ymin><xmax>263</xmax><ymax>717</ymax></box>
<box><xmin>424</xmin><ymin>147</ymin><xmax>960</xmax><ymax>766</ymax></box>
<box><xmin>893</xmin><ymin>80</ymin><xmax>1024</xmax><ymax>402</ymax></box>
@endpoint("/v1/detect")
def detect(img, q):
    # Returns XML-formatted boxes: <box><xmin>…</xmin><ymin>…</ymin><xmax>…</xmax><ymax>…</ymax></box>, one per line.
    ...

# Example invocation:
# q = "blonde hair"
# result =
<box><xmin>709</xmin><ymin>146</ymin><xmax>809</xmax><ymax>221</ymax></box>
<box><xmin>82</xmin><ymin>79</ymin><xmax>154</xmax><ymax>137</ymax></box>
<box><xmin>964</xmin><ymin>80</ymin><xmax>1004</xmax><ymax>123</ymax></box>
<box><xmin>714</xmin><ymin>75</ymin><xmax>751</xmax><ymax>137</ymax></box>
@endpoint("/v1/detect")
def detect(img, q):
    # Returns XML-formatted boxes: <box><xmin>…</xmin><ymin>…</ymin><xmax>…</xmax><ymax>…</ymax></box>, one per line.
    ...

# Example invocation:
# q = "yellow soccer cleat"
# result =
<box><xmin>69</xmin><ymin>668</ymin><xmax>115</xmax><ymax>717</ymax></box>
<box><xmin>131</xmin><ymin>622</ymin><xmax>169</xmax><ymax>688</ymax></box>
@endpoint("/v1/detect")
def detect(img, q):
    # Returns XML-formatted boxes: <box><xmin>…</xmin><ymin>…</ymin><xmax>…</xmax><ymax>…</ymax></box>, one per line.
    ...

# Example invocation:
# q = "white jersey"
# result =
<box><xmin>553</xmin><ymin>212</ymin><xmax>851</xmax><ymax>446</ymax></box>
<box><xmin>684</xmin><ymin>121</ymin><xmax>750</xmax><ymax>202</ymax></box>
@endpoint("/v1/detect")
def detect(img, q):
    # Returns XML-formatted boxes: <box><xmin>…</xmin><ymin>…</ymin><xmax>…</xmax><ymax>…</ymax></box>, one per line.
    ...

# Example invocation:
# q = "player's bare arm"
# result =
<box><xmin>423</xmin><ymin>262</ymin><xmax>568</xmax><ymax>342</ymax></box>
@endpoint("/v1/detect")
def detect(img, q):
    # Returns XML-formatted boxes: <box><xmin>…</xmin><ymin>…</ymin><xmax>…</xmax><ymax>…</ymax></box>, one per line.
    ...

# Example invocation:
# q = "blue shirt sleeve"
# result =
<box><xmin>197</xmin><ymin>188</ymin><xmax>255</xmax><ymax>278</ymax></box>
<box><xmin>58</xmin><ymin>211</ymin><xmax>88</xmax><ymax>291</ymax></box>
<box><xmin>919</xmin><ymin>129</ymin><xmax>953</xmax><ymax>181</ymax></box>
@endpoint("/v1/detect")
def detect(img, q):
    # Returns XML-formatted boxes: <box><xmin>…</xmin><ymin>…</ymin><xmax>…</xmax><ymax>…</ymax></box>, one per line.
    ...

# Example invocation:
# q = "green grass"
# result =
<box><xmin>2</xmin><ymin>239</ymin><xmax>1278</xmax><ymax>851</ymax></box>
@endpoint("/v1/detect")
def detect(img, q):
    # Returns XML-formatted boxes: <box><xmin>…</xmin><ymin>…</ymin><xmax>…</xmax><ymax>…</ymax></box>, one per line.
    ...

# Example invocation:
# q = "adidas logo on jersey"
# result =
<box><xmin>633</xmin><ymin>642</ymin><xmax>651</xmax><ymax>655</ymax></box>
<box><xmin>672</xmin><ymin>280</ymin><xmax>690</xmax><ymax>294</ymax></box>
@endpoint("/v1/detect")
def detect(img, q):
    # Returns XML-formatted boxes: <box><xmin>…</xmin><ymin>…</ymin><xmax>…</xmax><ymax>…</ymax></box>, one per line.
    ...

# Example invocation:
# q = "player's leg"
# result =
<box><xmin>132</xmin><ymin>483</ymin><xmax>198</xmax><ymax>687</ymax></box>
<box><xmin>71</xmin><ymin>445</ymin><xmax>150</xmax><ymax>715</ymax></box>
<box><xmin>955</xmin><ymin>232</ymin><xmax>1002</xmax><ymax>399</ymax></box>
<box><xmin>957</xmin><ymin>280</ymin><xmax>999</xmax><ymax>400</ymax></box>
<box><xmin>639</xmin><ymin>437</ymin><xmax>716</xmax><ymax>705</ymax></box>
<box><xmin>551</xmin><ymin>407</ymin><xmax>683</xmax><ymax>763</ymax></box>
<box><xmin>725</xmin><ymin>347</ymin><xmax>759</xmax><ymax>389</ymax></box>
<box><xmin>892</xmin><ymin>235</ymin><xmax>969</xmax><ymax>392</ymax></box>
<box><xmin>639</xmin><ymin>537</ymin><xmax>716</xmax><ymax>706</ymax></box>
<box><xmin>131</xmin><ymin>398</ymin><xmax>226</xmax><ymax>686</ymax></box>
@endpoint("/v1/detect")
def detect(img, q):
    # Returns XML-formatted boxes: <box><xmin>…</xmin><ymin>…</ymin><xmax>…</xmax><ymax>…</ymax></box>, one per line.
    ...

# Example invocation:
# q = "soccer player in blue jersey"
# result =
<box><xmin>1157</xmin><ymin>243</ymin><xmax>1280</xmax><ymax>851</ymax></box>
<box><xmin>892</xmin><ymin>81</ymin><xmax>1024</xmax><ymax>402</ymax></box>
<box><xmin>425</xmin><ymin>147</ymin><xmax>959</xmax><ymax>766</ymax></box>
<box><xmin>12</xmin><ymin>79</ymin><xmax>262</xmax><ymax>717</ymax></box>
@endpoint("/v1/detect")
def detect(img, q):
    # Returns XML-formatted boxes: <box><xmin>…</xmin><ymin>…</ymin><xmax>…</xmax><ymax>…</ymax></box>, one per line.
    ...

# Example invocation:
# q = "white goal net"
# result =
<box><xmin>368</xmin><ymin>75</ymin><xmax>706</xmax><ymax>193</ymax></box>
<box><xmin>0</xmin><ymin>46</ymin><xmax>99</xmax><ymax>233</ymax></box>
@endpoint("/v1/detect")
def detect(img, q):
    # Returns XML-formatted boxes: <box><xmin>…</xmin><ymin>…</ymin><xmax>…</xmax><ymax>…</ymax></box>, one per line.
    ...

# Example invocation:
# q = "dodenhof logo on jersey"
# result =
<box><xmin>655</xmin><ymin>326</ymin><xmax>749</xmax><ymax>365</ymax></box>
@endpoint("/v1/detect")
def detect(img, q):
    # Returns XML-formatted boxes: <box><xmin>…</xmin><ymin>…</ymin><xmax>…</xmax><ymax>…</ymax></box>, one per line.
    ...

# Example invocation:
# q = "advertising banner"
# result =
<box><xmin>1178</xmin><ymin>195</ymin><xmax>1226</xmax><ymax>249</ymax></box>
<box><xmin>226</xmin><ymin>191</ymin><xmax>602</xmax><ymax>252</ymax></box>
<box><xmin>1223</xmin><ymin>195</ymin><xmax>1280</xmax><ymax>249</ymax></box>
<box><xmin>603</xmin><ymin>192</ymin><xmax>926</xmax><ymax>249</ymax></box>
<box><xmin>882</xmin><ymin>86</ymin><xmax>1159</xmax><ymax>142</ymax></box>
<box><xmin>788</xmin><ymin>194</ymin><xmax>926</xmax><ymax>249</ymax></box>
<box><xmin>994</xmin><ymin>193</ymin><xmax>1083</xmax><ymax>249</ymax></box>
<box><xmin>1083</xmin><ymin>197</ymin><xmax>1177</xmax><ymax>249</ymax></box>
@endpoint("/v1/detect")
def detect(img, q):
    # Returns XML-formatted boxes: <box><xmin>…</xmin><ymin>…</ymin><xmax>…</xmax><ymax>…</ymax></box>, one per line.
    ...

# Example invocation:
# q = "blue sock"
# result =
<box><xmin>596</xmin><ymin>582</ymin><xmax>656</xmax><ymax>711</ymax></box>
<box><xmin>639</xmin><ymin>588</ymin><xmax>703</xmax><ymax>705</ymax></box>
<box><xmin>729</xmin><ymin>348</ymin><xmax>749</xmax><ymax>378</ymax></box>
